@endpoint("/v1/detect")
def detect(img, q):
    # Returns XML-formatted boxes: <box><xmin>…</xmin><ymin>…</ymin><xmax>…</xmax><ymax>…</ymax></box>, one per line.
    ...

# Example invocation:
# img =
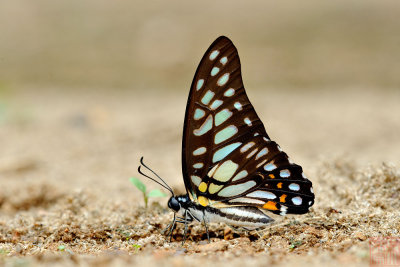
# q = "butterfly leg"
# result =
<box><xmin>202</xmin><ymin>214</ymin><xmax>210</xmax><ymax>243</ymax></box>
<box><xmin>164</xmin><ymin>213</ymin><xmax>176</xmax><ymax>242</ymax></box>
<box><xmin>182</xmin><ymin>210</ymin><xmax>190</xmax><ymax>245</ymax></box>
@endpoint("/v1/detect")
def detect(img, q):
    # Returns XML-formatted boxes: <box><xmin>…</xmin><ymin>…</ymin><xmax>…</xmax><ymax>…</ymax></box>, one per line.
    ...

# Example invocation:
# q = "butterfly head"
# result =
<box><xmin>167</xmin><ymin>196</ymin><xmax>180</xmax><ymax>212</ymax></box>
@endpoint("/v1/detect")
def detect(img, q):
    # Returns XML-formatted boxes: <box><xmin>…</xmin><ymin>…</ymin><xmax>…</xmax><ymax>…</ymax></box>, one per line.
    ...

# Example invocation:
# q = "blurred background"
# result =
<box><xmin>0</xmin><ymin>0</ymin><xmax>399</xmax><ymax>201</ymax></box>
<box><xmin>1</xmin><ymin>0</ymin><xmax>400</xmax><ymax>89</ymax></box>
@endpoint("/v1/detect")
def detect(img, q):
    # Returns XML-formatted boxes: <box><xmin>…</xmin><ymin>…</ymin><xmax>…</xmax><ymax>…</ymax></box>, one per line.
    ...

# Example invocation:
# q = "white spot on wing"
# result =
<box><xmin>210</xmin><ymin>99</ymin><xmax>223</xmax><ymax>110</ymax></box>
<box><xmin>234</xmin><ymin>102</ymin><xmax>242</xmax><ymax>111</ymax></box>
<box><xmin>218</xmin><ymin>180</ymin><xmax>256</xmax><ymax>197</ymax></box>
<box><xmin>201</xmin><ymin>90</ymin><xmax>215</xmax><ymax>105</ymax></box>
<box><xmin>232</xmin><ymin>170</ymin><xmax>248</xmax><ymax>181</ymax></box>
<box><xmin>224</xmin><ymin>88</ymin><xmax>235</xmax><ymax>97</ymax></box>
<box><xmin>292</xmin><ymin>196</ymin><xmax>302</xmax><ymax>205</ymax></box>
<box><xmin>196</xmin><ymin>79</ymin><xmax>204</xmax><ymax>91</ymax></box>
<box><xmin>220</xmin><ymin>56</ymin><xmax>228</xmax><ymax>65</ymax></box>
<box><xmin>228</xmin><ymin>197</ymin><xmax>264</xmax><ymax>205</ymax></box>
<box><xmin>280</xmin><ymin>169</ymin><xmax>290</xmax><ymax>178</ymax></box>
<box><xmin>244</xmin><ymin>117</ymin><xmax>252</xmax><ymax>126</ymax></box>
<box><xmin>211</xmin><ymin>67</ymin><xmax>220</xmax><ymax>76</ymax></box>
<box><xmin>256</xmin><ymin>159</ymin><xmax>267</xmax><ymax>168</ymax></box>
<box><xmin>193</xmin><ymin>147</ymin><xmax>206</xmax><ymax>156</ymax></box>
<box><xmin>246</xmin><ymin>148</ymin><xmax>258</xmax><ymax>159</ymax></box>
<box><xmin>217</xmin><ymin>73</ymin><xmax>230</xmax><ymax>86</ymax></box>
<box><xmin>194</xmin><ymin>108</ymin><xmax>205</xmax><ymax>120</ymax></box>
<box><xmin>264</xmin><ymin>163</ymin><xmax>277</xmax><ymax>171</ymax></box>
<box><xmin>256</xmin><ymin>148</ymin><xmax>268</xmax><ymax>160</ymax></box>
<box><xmin>193</xmin><ymin>115</ymin><xmax>213</xmax><ymax>136</ymax></box>
<box><xmin>289</xmin><ymin>183</ymin><xmax>300</xmax><ymax>191</ymax></box>
<box><xmin>209</xmin><ymin>50</ymin><xmax>220</xmax><ymax>60</ymax></box>
<box><xmin>213</xmin><ymin>142</ymin><xmax>241</xmax><ymax>163</ymax></box>
<box><xmin>247</xmin><ymin>190</ymin><xmax>276</xmax><ymax>200</ymax></box>
<box><xmin>240</xmin><ymin>142</ymin><xmax>255</xmax><ymax>153</ymax></box>
<box><xmin>215</xmin><ymin>109</ymin><xmax>232</xmax><ymax>126</ymax></box>
<box><xmin>212</xmin><ymin>160</ymin><xmax>239</xmax><ymax>182</ymax></box>
<box><xmin>280</xmin><ymin>205</ymin><xmax>288</xmax><ymax>216</ymax></box>
<box><xmin>191</xmin><ymin>175</ymin><xmax>201</xmax><ymax>186</ymax></box>
<box><xmin>214</xmin><ymin>125</ymin><xmax>238</xmax><ymax>144</ymax></box>
<box><xmin>193</xmin><ymin>163</ymin><xmax>204</xmax><ymax>169</ymax></box>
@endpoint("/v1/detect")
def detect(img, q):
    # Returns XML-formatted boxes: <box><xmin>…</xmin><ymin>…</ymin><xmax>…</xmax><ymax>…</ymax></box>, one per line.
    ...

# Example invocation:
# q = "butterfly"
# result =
<box><xmin>139</xmin><ymin>36</ymin><xmax>314</xmax><ymax>243</ymax></box>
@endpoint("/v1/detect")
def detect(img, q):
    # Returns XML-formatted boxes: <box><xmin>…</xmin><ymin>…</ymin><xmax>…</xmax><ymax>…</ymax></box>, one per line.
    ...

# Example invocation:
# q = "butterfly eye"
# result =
<box><xmin>167</xmin><ymin>197</ymin><xmax>180</xmax><ymax>212</ymax></box>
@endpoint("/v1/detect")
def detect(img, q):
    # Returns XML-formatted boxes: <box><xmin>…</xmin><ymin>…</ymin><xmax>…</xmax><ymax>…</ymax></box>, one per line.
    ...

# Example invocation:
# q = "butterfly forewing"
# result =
<box><xmin>182</xmin><ymin>36</ymin><xmax>314</xmax><ymax>215</ymax></box>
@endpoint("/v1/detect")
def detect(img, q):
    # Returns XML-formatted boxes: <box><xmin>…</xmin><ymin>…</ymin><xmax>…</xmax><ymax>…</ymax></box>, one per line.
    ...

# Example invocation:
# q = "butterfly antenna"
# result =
<box><xmin>138</xmin><ymin>166</ymin><xmax>174</xmax><ymax>196</ymax></box>
<box><xmin>138</xmin><ymin>157</ymin><xmax>174</xmax><ymax>195</ymax></box>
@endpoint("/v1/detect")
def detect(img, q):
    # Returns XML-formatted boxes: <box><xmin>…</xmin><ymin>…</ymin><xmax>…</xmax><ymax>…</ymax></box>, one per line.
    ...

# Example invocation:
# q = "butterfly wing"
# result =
<box><xmin>182</xmin><ymin>36</ymin><xmax>314</xmax><ymax>215</ymax></box>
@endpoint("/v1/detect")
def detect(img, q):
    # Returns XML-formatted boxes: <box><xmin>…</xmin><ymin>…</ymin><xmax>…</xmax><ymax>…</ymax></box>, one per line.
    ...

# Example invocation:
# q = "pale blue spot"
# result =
<box><xmin>280</xmin><ymin>169</ymin><xmax>290</xmax><ymax>178</ymax></box>
<box><xmin>246</xmin><ymin>148</ymin><xmax>258</xmax><ymax>159</ymax></box>
<box><xmin>240</xmin><ymin>142</ymin><xmax>255</xmax><ymax>153</ymax></box>
<box><xmin>210</xmin><ymin>100</ymin><xmax>223</xmax><ymax>110</ymax></box>
<box><xmin>289</xmin><ymin>183</ymin><xmax>300</xmax><ymax>191</ymax></box>
<box><xmin>194</xmin><ymin>108</ymin><xmax>205</xmax><ymax>120</ymax></box>
<box><xmin>191</xmin><ymin>175</ymin><xmax>202</xmax><ymax>186</ymax></box>
<box><xmin>217</xmin><ymin>73</ymin><xmax>230</xmax><ymax>86</ymax></box>
<box><xmin>193</xmin><ymin>147</ymin><xmax>206</xmax><ymax>156</ymax></box>
<box><xmin>201</xmin><ymin>90</ymin><xmax>215</xmax><ymax>105</ymax></box>
<box><xmin>209</xmin><ymin>50</ymin><xmax>219</xmax><ymax>60</ymax></box>
<box><xmin>213</xmin><ymin>142</ymin><xmax>241</xmax><ymax>163</ymax></box>
<box><xmin>215</xmin><ymin>109</ymin><xmax>232</xmax><ymax>126</ymax></box>
<box><xmin>193</xmin><ymin>163</ymin><xmax>204</xmax><ymax>169</ymax></box>
<box><xmin>196</xmin><ymin>79</ymin><xmax>204</xmax><ymax>90</ymax></box>
<box><xmin>247</xmin><ymin>190</ymin><xmax>276</xmax><ymax>200</ymax></box>
<box><xmin>264</xmin><ymin>163</ymin><xmax>277</xmax><ymax>171</ymax></box>
<box><xmin>244</xmin><ymin>117</ymin><xmax>252</xmax><ymax>126</ymax></box>
<box><xmin>220</xmin><ymin>56</ymin><xmax>228</xmax><ymax>65</ymax></box>
<box><xmin>224</xmin><ymin>88</ymin><xmax>235</xmax><ymax>97</ymax></box>
<box><xmin>292</xmin><ymin>196</ymin><xmax>302</xmax><ymax>205</ymax></box>
<box><xmin>194</xmin><ymin>115</ymin><xmax>213</xmax><ymax>136</ymax></box>
<box><xmin>234</xmin><ymin>102</ymin><xmax>242</xmax><ymax>111</ymax></box>
<box><xmin>232</xmin><ymin>170</ymin><xmax>248</xmax><ymax>181</ymax></box>
<box><xmin>214</xmin><ymin>125</ymin><xmax>238</xmax><ymax>144</ymax></box>
<box><xmin>217</xmin><ymin>180</ymin><xmax>256</xmax><ymax>197</ymax></box>
<box><xmin>211</xmin><ymin>67</ymin><xmax>220</xmax><ymax>76</ymax></box>
<box><xmin>212</xmin><ymin>160</ymin><xmax>238</xmax><ymax>182</ymax></box>
<box><xmin>256</xmin><ymin>148</ymin><xmax>268</xmax><ymax>160</ymax></box>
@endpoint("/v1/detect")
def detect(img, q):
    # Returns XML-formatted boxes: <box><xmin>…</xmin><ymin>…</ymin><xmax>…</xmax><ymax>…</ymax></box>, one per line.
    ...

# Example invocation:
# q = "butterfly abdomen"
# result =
<box><xmin>188</xmin><ymin>203</ymin><xmax>274</xmax><ymax>229</ymax></box>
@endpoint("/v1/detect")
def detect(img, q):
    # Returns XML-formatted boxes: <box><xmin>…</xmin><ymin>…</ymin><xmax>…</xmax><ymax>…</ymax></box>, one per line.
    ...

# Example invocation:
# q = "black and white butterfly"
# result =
<box><xmin>139</xmin><ymin>36</ymin><xmax>314</xmax><ymax>243</ymax></box>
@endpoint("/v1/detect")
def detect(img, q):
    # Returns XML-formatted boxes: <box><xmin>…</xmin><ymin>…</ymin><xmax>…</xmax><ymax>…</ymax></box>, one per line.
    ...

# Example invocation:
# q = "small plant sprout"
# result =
<box><xmin>131</xmin><ymin>244</ymin><xmax>141</xmax><ymax>253</ymax></box>
<box><xmin>130</xmin><ymin>177</ymin><xmax>167</xmax><ymax>208</ymax></box>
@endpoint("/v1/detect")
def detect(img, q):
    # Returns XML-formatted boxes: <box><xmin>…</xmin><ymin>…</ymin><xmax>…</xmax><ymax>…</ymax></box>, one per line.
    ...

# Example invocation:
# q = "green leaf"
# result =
<box><xmin>148</xmin><ymin>189</ymin><xmax>168</xmax><ymax>198</ymax></box>
<box><xmin>129</xmin><ymin>177</ymin><xmax>146</xmax><ymax>193</ymax></box>
<box><xmin>58</xmin><ymin>245</ymin><xmax>65</xmax><ymax>251</ymax></box>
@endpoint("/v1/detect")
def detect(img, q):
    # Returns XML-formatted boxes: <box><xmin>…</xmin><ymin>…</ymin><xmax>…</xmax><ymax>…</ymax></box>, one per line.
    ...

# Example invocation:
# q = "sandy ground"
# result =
<box><xmin>0</xmin><ymin>87</ymin><xmax>399</xmax><ymax>266</ymax></box>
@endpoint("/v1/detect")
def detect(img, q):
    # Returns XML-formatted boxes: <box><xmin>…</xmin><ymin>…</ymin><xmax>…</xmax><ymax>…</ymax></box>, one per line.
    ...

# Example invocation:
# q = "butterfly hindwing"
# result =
<box><xmin>182</xmin><ymin>36</ymin><xmax>314</xmax><ymax>215</ymax></box>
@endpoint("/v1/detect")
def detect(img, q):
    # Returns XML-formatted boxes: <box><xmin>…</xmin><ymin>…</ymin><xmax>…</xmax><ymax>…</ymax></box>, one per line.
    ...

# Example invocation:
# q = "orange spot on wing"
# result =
<box><xmin>280</xmin><ymin>194</ymin><xmax>287</xmax><ymax>203</ymax></box>
<box><xmin>263</xmin><ymin>201</ymin><xmax>278</xmax><ymax>210</ymax></box>
<box><xmin>269</xmin><ymin>174</ymin><xmax>275</xmax><ymax>179</ymax></box>
<box><xmin>277</xmin><ymin>182</ymin><xmax>282</xmax><ymax>189</ymax></box>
